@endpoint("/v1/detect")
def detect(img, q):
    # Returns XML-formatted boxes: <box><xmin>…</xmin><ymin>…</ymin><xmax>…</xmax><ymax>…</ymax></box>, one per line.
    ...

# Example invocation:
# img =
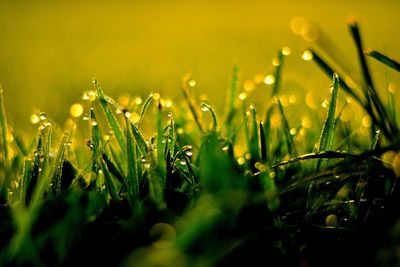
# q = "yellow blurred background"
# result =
<box><xmin>0</xmin><ymin>0</ymin><xmax>399</xmax><ymax>129</ymax></box>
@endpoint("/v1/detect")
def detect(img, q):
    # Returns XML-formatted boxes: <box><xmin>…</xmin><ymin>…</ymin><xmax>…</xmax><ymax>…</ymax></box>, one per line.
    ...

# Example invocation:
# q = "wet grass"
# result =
<box><xmin>1</xmin><ymin>22</ymin><xmax>400</xmax><ymax>267</ymax></box>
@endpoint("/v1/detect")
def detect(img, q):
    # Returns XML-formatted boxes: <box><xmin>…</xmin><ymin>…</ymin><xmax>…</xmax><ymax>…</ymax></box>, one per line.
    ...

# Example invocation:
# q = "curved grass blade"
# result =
<box><xmin>272</xmin><ymin>151</ymin><xmax>357</xmax><ymax>169</ymax></box>
<box><xmin>99</xmin><ymin>158</ymin><xmax>119</xmax><ymax>202</ymax></box>
<box><xmin>316</xmin><ymin>73</ymin><xmax>340</xmax><ymax>171</ymax></box>
<box><xmin>129</xmin><ymin>120</ymin><xmax>148</xmax><ymax>157</ymax></box>
<box><xmin>138</xmin><ymin>92</ymin><xmax>154</xmax><ymax>129</ymax></box>
<box><xmin>93</xmin><ymin>79</ymin><xmax>127</xmax><ymax>155</ymax></box>
<box><xmin>51</xmin><ymin>131</ymin><xmax>71</xmax><ymax>196</ymax></box>
<box><xmin>201</xmin><ymin>102</ymin><xmax>218</xmax><ymax>132</ymax></box>
<box><xmin>366</xmin><ymin>49</ymin><xmax>400</xmax><ymax>72</ymax></box>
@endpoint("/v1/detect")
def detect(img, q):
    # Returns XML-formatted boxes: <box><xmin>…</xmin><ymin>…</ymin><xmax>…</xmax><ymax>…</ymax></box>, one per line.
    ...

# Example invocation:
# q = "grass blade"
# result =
<box><xmin>276</xmin><ymin>99</ymin><xmax>297</xmax><ymax>158</ymax></box>
<box><xmin>99</xmin><ymin>158</ymin><xmax>120</xmax><ymax>202</ymax></box>
<box><xmin>272</xmin><ymin>48</ymin><xmax>285</xmax><ymax>97</ymax></box>
<box><xmin>225</xmin><ymin>64</ymin><xmax>238</xmax><ymax>137</ymax></box>
<box><xmin>126</xmin><ymin>117</ymin><xmax>139</xmax><ymax>202</ymax></box>
<box><xmin>201</xmin><ymin>102</ymin><xmax>218</xmax><ymax>132</ymax></box>
<box><xmin>138</xmin><ymin>92</ymin><xmax>154</xmax><ymax>129</ymax></box>
<box><xmin>93</xmin><ymin>79</ymin><xmax>127</xmax><ymax>155</ymax></box>
<box><xmin>366</xmin><ymin>49</ymin><xmax>400</xmax><ymax>72</ymax></box>
<box><xmin>0</xmin><ymin>86</ymin><xmax>13</xmax><ymax>202</ymax></box>
<box><xmin>316</xmin><ymin>73</ymin><xmax>340</xmax><ymax>170</ymax></box>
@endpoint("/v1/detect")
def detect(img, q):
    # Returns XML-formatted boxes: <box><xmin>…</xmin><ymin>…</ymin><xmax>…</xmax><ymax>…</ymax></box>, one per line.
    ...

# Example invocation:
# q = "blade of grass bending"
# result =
<box><xmin>310</xmin><ymin>50</ymin><xmax>363</xmax><ymax>105</ymax></box>
<box><xmin>276</xmin><ymin>99</ymin><xmax>297</xmax><ymax>158</ymax></box>
<box><xmin>272</xmin><ymin>150</ymin><xmax>357</xmax><ymax>169</ymax></box>
<box><xmin>138</xmin><ymin>93</ymin><xmax>154</xmax><ymax>129</ymax></box>
<box><xmin>272</xmin><ymin>49</ymin><xmax>285</xmax><ymax>97</ymax></box>
<box><xmin>225</xmin><ymin>64</ymin><xmax>238</xmax><ymax>137</ymax></box>
<box><xmin>129</xmin><ymin>120</ymin><xmax>149</xmax><ymax>156</ymax></box>
<box><xmin>93</xmin><ymin>79</ymin><xmax>127</xmax><ymax>155</ymax></box>
<box><xmin>125</xmin><ymin>117</ymin><xmax>139</xmax><ymax>202</ymax></box>
<box><xmin>101</xmin><ymin>153</ymin><xmax>125</xmax><ymax>184</ymax></box>
<box><xmin>21</xmin><ymin>158</ymin><xmax>33</xmax><ymax>206</ymax></box>
<box><xmin>316</xmin><ymin>73</ymin><xmax>340</xmax><ymax>171</ymax></box>
<box><xmin>366</xmin><ymin>49</ymin><xmax>400</xmax><ymax>72</ymax></box>
<box><xmin>99</xmin><ymin>158</ymin><xmax>119</xmax><ymax>201</ymax></box>
<box><xmin>349</xmin><ymin>22</ymin><xmax>397</xmax><ymax>137</ymax></box>
<box><xmin>0</xmin><ymin>86</ymin><xmax>13</xmax><ymax>202</ymax></box>
<box><xmin>312</xmin><ymin>50</ymin><xmax>392</xmax><ymax>140</ymax></box>
<box><xmin>182</xmin><ymin>74</ymin><xmax>204</xmax><ymax>133</ymax></box>
<box><xmin>201</xmin><ymin>102</ymin><xmax>218</xmax><ymax>132</ymax></box>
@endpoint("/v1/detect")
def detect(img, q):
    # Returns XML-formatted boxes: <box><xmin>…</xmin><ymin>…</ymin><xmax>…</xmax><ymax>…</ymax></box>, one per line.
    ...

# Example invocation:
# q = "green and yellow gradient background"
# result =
<box><xmin>0</xmin><ymin>0</ymin><xmax>399</xmax><ymax>129</ymax></box>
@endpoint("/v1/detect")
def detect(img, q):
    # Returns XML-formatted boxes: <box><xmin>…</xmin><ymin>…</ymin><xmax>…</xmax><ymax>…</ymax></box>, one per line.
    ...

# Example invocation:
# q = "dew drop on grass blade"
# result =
<box><xmin>93</xmin><ymin>79</ymin><xmax>127</xmax><ymax>155</ymax></box>
<box><xmin>316</xmin><ymin>73</ymin><xmax>340</xmax><ymax>171</ymax></box>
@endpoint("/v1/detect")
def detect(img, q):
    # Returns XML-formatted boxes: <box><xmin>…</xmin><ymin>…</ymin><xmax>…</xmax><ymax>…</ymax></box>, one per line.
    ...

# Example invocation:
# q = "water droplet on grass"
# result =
<box><xmin>39</xmin><ymin>112</ymin><xmax>47</xmax><ymax>120</ymax></box>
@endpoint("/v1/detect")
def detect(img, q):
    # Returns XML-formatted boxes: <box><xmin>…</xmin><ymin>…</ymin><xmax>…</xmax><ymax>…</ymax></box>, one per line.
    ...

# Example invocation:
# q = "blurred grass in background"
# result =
<box><xmin>0</xmin><ymin>0</ymin><xmax>399</xmax><ymax>130</ymax></box>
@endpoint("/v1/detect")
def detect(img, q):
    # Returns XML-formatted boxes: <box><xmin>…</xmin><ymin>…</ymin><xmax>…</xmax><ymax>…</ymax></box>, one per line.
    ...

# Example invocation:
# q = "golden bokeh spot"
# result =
<box><xmin>254</xmin><ymin>73</ymin><xmax>265</xmax><ymax>84</ymax></box>
<box><xmin>271</xmin><ymin>113</ymin><xmax>281</xmax><ymax>128</ymax></box>
<box><xmin>382</xmin><ymin>150</ymin><xmax>397</xmax><ymax>168</ymax></box>
<box><xmin>70</xmin><ymin>103</ymin><xmax>83</xmax><ymax>118</ymax></box>
<box><xmin>188</xmin><ymin>79</ymin><xmax>196</xmax><ymax>87</ymax></box>
<box><xmin>239</xmin><ymin>92</ymin><xmax>247</xmax><ymax>100</ymax></box>
<box><xmin>325</xmin><ymin>214</ymin><xmax>338</xmax><ymax>227</ymax></box>
<box><xmin>305</xmin><ymin>92</ymin><xmax>317</xmax><ymax>109</ymax></box>
<box><xmin>118</xmin><ymin>94</ymin><xmax>130</xmax><ymax>107</ymax></box>
<box><xmin>30</xmin><ymin>114</ymin><xmax>40</xmax><ymax>124</ymax></box>
<box><xmin>243</xmin><ymin>80</ymin><xmax>255</xmax><ymax>91</ymax></box>
<box><xmin>300</xmin><ymin>22</ymin><xmax>319</xmax><ymax>42</ymax></box>
<box><xmin>280</xmin><ymin>95</ymin><xmax>290</xmax><ymax>107</ymax></box>
<box><xmin>134</xmin><ymin>97</ymin><xmax>143</xmax><ymax>105</ymax></box>
<box><xmin>237</xmin><ymin>157</ymin><xmax>246</xmax><ymax>166</ymax></box>
<box><xmin>362</xmin><ymin>115</ymin><xmax>372</xmax><ymax>128</ymax></box>
<box><xmin>290</xmin><ymin>16</ymin><xmax>307</xmax><ymax>35</ymax></box>
<box><xmin>153</xmin><ymin>92</ymin><xmax>161</xmax><ymax>100</ymax></box>
<box><xmin>301</xmin><ymin>50</ymin><xmax>313</xmax><ymax>61</ymax></box>
<box><xmin>388</xmin><ymin>83</ymin><xmax>397</xmax><ymax>94</ymax></box>
<box><xmin>392</xmin><ymin>153</ymin><xmax>400</xmax><ymax>176</ymax></box>
<box><xmin>282</xmin><ymin>46</ymin><xmax>291</xmax><ymax>56</ymax></box>
<box><xmin>301</xmin><ymin>116</ymin><xmax>312</xmax><ymax>129</ymax></box>
<box><xmin>264</xmin><ymin>74</ymin><xmax>275</xmax><ymax>85</ymax></box>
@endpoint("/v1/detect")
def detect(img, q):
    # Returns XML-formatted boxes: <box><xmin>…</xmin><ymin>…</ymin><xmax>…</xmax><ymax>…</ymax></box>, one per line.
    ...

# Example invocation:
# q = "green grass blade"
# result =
<box><xmin>138</xmin><ymin>92</ymin><xmax>154</xmax><ymax>129</ymax></box>
<box><xmin>129</xmin><ymin>119</ymin><xmax>149</xmax><ymax>156</ymax></box>
<box><xmin>126</xmin><ymin>117</ymin><xmax>139</xmax><ymax>202</ymax></box>
<box><xmin>276</xmin><ymin>99</ymin><xmax>297</xmax><ymax>158</ymax></box>
<box><xmin>156</xmin><ymin>100</ymin><xmax>166</xmax><ymax>191</ymax></box>
<box><xmin>249</xmin><ymin>106</ymin><xmax>260</xmax><ymax>163</ymax></box>
<box><xmin>310</xmin><ymin>49</ymin><xmax>363</xmax><ymax>105</ymax></box>
<box><xmin>369</xmin><ymin>130</ymin><xmax>380</xmax><ymax>151</ymax></box>
<box><xmin>316</xmin><ymin>73</ymin><xmax>340</xmax><ymax>170</ymax></box>
<box><xmin>225</xmin><ymin>64</ymin><xmax>238</xmax><ymax>137</ymax></box>
<box><xmin>93</xmin><ymin>79</ymin><xmax>127</xmax><ymax>155</ymax></box>
<box><xmin>0</xmin><ymin>85</ymin><xmax>13</xmax><ymax>202</ymax></box>
<box><xmin>201</xmin><ymin>102</ymin><xmax>218</xmax><ymax>132</ymax></box>
<box><xmin>99</xmin><ymin>158</ymin><xmax>120</xmax><ymax>202</ymax></box>
<box><xmin>51</xmin><ymin>131</ymin><xmax>71</xmax><ymax>196</ymax></box>
<box><xmin>272</xmin><ymin>49</ymin><xmax>284</xmax><ymax>97</ymax></box>
<box><xmin>366</xmin><ymin>49</ymin><xmax>400</xmax><ymax>72</ymax></box>
<box><xmin>21</xmin><ymin>158</ymin><xmax>33</xmax><ymax>206</ymax></box>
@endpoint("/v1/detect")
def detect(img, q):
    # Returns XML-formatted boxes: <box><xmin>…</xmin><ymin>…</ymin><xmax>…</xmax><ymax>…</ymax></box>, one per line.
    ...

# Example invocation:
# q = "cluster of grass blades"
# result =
<box><xmin>0</xmin><ymin>21</ymin><xmax>400</xmax><ymax>267</ymax></box>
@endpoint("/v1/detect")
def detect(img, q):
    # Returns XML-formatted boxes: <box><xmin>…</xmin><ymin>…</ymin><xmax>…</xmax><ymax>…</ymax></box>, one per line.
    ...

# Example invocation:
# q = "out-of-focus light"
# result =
<box><xmin>290</xmin><ymin>16</ymin><xmax>307</xmax><ymax>35</ymax></box>
<box><xmin>264</xmin><ymin>74</ymin><xmax>275</xmax><ymax>85</ymax></box>
<box><xmin>301</xmin><ymin>50</ymin><xmax>313</xmax><ymax>61</ymax></box>
<box><xmin>243</xmin><ymin>80</ymin><xmax>255</xmax><ymax>91</ymax></box>
<box><xmin>70</xmin><ymin>103</ymin><xmax>83</xmax><ymax>118</ymax></box>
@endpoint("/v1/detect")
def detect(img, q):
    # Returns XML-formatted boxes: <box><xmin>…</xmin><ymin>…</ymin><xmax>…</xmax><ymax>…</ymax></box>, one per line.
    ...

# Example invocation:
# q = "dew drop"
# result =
<box><xmin>264</xmin><ymin>74</ymin><xmax>275</xmax><ymax>85</ymax></box>
<box><xmin>186</xmin><ymin>150</ymin><xmax>193</xmax><ymax>157</ymax></box>
<box><xmin>179</xmin><ymin>159</ymin><xmax>187</xmax><ymax>165</ymax></box>
<box><xmin>200</xmin><ymin>104</ymin><xmax>209</xmax><ymax>112</ymax></box>
<box><xmin>39</xmin><ymin>112</ymin><xmax>47</xmax><ymax>121</ymax></box>
<box><xmin>91</xmin><ymin>121</ymin><xmax>98</xmax><ymax>127</ymax></box>
<box><xmin>301</xmin><ymin>50</ymin><xmax>313</xmax><ymax>61</ymax></box>
<box><xmin>83</xmin><ymin>114</ymin><xmax>90</xmax><ymax>120</ymax></box>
